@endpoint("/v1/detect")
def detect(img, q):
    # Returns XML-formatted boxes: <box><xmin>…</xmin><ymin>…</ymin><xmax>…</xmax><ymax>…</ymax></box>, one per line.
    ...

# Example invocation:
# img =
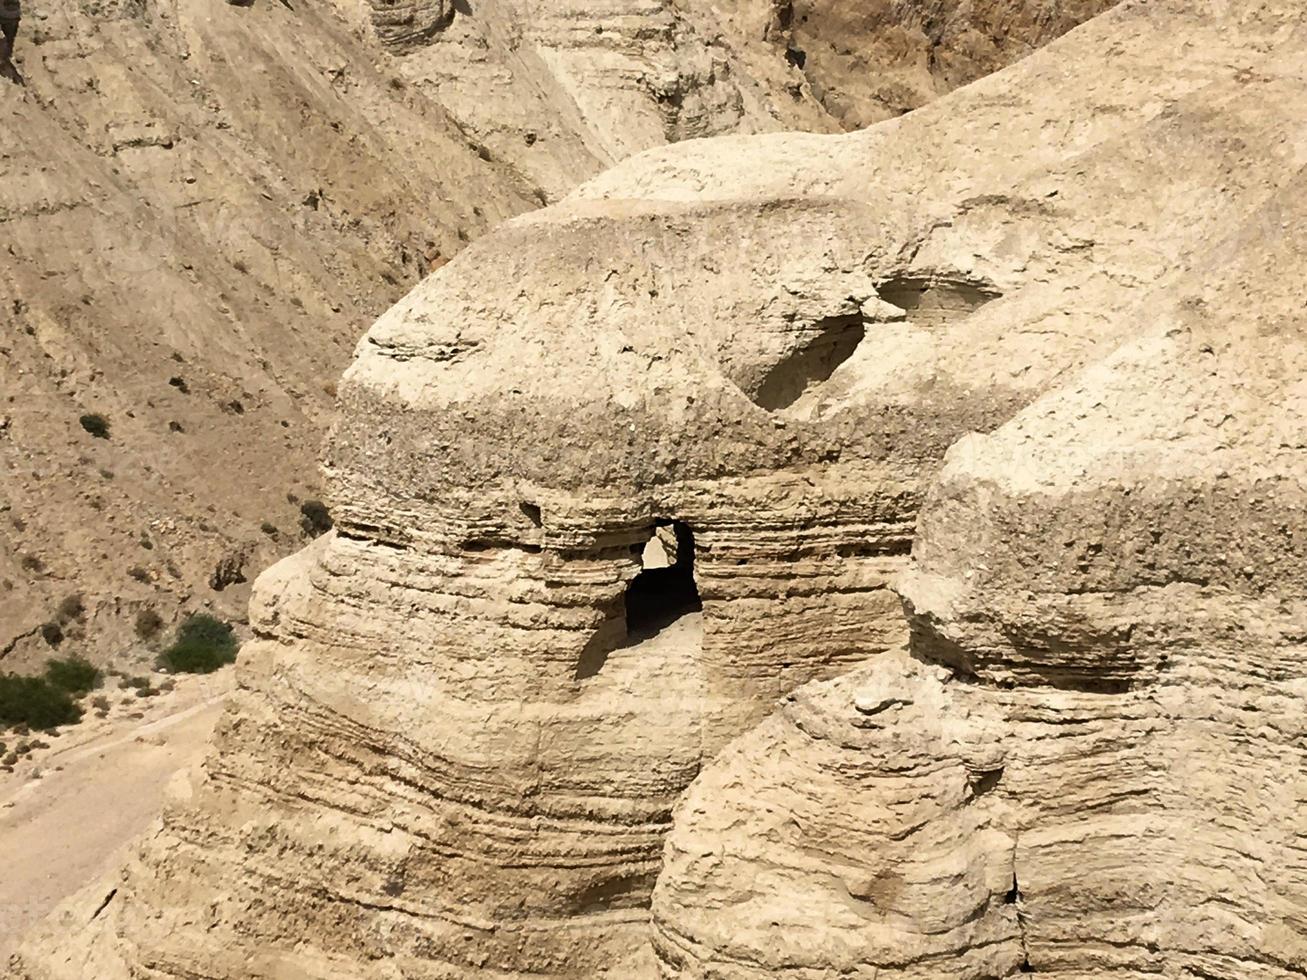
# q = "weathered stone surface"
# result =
<box><xmin>15</xmin><ymin>1</ymin><xmax>1307</xmax><ymax>978</ymax></box>
<box><xmin>388</xmin><ymin>0</ymin><xmax>1120</xmax><ymax>198</ymax></box>
<box><xmin>653</xmin><ymin>277</ymin><xmax>1307</xmax><ymax>978</ymax></box>
<box><xmin>0</xmin><ymin>0</ymin><xmax>1101</xmax><ymax>671</ymax></box>
<box><xmin>648</xmin><ymin>11</ymin><xmax>1307</xmax><ymax>974</ymax></box>
<box><xmin>368</xmin><ymin>0</ymin><xmax>455</xmax><ymax>48</ymax></box>
<box><xmin>772</xmin><ymin>0</ymin><xmax>1121</xmax><ymax>127</ymax></box>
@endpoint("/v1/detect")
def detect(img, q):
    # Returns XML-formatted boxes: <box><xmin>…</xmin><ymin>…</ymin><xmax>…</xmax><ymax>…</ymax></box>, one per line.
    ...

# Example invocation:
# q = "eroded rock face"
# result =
<box><xmin>654</xmin><ymin>309</ymin><xmax>1307</xmax><ymax>980</ymax></box>
<box><xmin>368</xmin><ymin>0</ymin><xmax>455</xmax><ymax>47</ymax></box>
<box><xmin>14</xmin><ymin>1</ymin><xmax>1307</xmax><ymax>978</ymax></box>
<box><xmin>772</xmin><ymin>0</ymin><xmax>1121</xmax><ymax>126</ymax></box>
<box><xmin>649</xmin><ymin>53</ymin><xmax>1307</xmax><ymax>980</ymax></box>
<box><xmin>0</xmin><ymin>0</ymin><xmax>1108</xmax><ymax>670</ymax></box>
<box><xmin>385</xmin><ymin>0</ymin><xmax>1118</xmax><ymax>198</ymax></box>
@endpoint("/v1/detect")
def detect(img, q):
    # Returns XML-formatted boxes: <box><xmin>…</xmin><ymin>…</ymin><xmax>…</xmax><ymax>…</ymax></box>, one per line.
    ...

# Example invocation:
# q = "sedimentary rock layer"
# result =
<box><xmin>14</xmin><ymin>1</ymin><xmax>1307</xmax><ymax>978</ymax></box>
<box><xmin>650</xmin><ymin>109</ymin><xmax>1307</xmax><ymax>980</ymax></box>
<box><xmin>0</xmin><ymin>0</ymin><xmax>1105</xmax><ymax>668</ymax></box>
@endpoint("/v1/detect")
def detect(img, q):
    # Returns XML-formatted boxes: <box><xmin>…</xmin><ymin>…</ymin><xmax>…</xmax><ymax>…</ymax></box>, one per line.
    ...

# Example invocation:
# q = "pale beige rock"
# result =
<box><xmin>649</xmin><ymin>12</ymin><xmax>1307</xmax><ymax>974</ymax></box>
<box><xmin>16</xmin><ymin>1</ymin><xmax>1306</xmax><ymax>978</ymax></box>
<box><xmin>0</xmin><ymin>0</ymin><xmax>1097</xmax><ymax>670</ymax></box>
<box><xmin>654</xmin><ymin>249</ymin><xmax>1307</xmax><ymax>976</ymax></box>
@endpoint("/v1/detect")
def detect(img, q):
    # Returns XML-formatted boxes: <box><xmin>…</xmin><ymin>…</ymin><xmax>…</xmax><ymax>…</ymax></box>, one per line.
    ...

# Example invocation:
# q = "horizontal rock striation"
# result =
<box><xmin>0</xmin><ymin>0</ymin><xmax>1107</xmax><ymax>669</ymax></box>
<box><xmin>648</xmin><ymin>63</ymin><xmax>1307</xmax><ymax>980</ymax></box>
<box><xmin>368</xmin><ymin>0</ymin><xmax>455</xmax><ymax>48</ymax></box>
<box><xmin>14</xmin><ymin>1</ymin><xmax>1307</xmax><ymax>977</ymax></box>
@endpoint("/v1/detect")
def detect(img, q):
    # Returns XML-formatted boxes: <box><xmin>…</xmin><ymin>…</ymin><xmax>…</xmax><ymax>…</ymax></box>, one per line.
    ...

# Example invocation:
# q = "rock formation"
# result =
<box><xmin>756</xmin><ymin>0</ymin><xmax>1120</xmax><ymax>127</ymax></box>
<box><xmin>0</xmin><ymin>0</ymin><xmax>535</xmax><ymax>669</ymax></box>
<box><xmin>16</xmin><ymin>0</ymin><xmax>1307</xmax><ymax>978</ymax></box>
<box><xmin>0</xmin><ymin>0</ymin><xmax>1098</xmax><ymax>668</ymax></box>
<box><xmin>652</xmin><ymin>174</ymin><xmax>1307</xmax><ymax>979</ymax></box>
<box><xmin>385</xmin><ymin>0</ymin><xmax>1122</xmax><ymax>203</ymax></box>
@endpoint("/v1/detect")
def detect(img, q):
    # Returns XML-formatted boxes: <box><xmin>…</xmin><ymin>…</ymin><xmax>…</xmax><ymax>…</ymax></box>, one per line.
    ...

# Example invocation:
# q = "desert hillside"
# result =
<box><xmin>12</xmin><ymin>0</ymin><xmax>1307</xmax><ymax>978</ymax></box>
<box><xmin>0</xmin><ymin>0</ymin><xmax>1107</xmax><ymax>670</ymax></box>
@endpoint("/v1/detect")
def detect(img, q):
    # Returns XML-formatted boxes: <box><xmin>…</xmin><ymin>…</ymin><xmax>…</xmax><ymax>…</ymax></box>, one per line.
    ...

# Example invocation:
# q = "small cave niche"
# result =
<box><xmin>575</xmin><ymin>520</ymin><xmax>702</xmax><ymax>681</ymax></box>
<box><xmin>876</xmin><ymin>276</ymin><xmax>1000</xmax><ymax>329</ymax></box>
<box><xmin>752</xmin><ymin>313</ymin><xmax>866</xmax><ymax>412</ymax></box>
<box><xmin>625</xmin><ymin>520</ymin><xmax>701</xmax><ymax>637</ymax></box>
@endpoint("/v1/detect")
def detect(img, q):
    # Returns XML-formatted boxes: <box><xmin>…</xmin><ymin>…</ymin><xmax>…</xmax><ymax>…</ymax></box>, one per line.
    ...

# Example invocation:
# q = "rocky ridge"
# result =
<box><xmin>654</xmin><ymin>176</ymin><xmax>1307</xmax><ymax>978</ymax></box>
<box><xmin>0</xmin><ymin>0</ymin><xmax>1102</xmax><ymax>670</ymax></box>
<box><xmin>14</xmin><ymin>1</ymin><xmax>1307</xmax><ymax>977</ymax></box>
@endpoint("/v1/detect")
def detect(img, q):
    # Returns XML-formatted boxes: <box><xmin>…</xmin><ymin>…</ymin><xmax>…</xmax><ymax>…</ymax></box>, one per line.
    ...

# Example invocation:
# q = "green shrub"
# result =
<box><xmin>157</xmin><ymin>613</ymin><xmax>238</xmax><ymax>674</ymax></box>
<box><xmin>0</xmin><ymin>675</ymin><xmax>82</xmax><ymax>730</ymax></box>
<box><xmin>79</xmin><ymin>413</ymin><xmax>111</xmax><ymax>439</ymax></box>
<box><xmin>44</xmin><ymin>656</ymin><xmax>100</xmax><ymax>695</ymax></box>
<box><xmin>176</xmin><ymin>613</ymin><xmax>237</xmax><ymax>652</ymax></box>
<box><xmin>158</xmin><ymin>642</ymin><xmax>234</xmax><ymax>673</ymax></box>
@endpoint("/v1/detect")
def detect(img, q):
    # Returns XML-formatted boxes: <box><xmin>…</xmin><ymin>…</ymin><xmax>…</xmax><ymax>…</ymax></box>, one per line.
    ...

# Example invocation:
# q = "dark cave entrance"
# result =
<box><xmin>624</xmin><ymin>519</ymin><xmax>702</xmax><ymax>638</ymax></box>
<box><xmin>575</xmin><ymin>520</ymin><xmax>702</xmax><ymax>681</ymax></box>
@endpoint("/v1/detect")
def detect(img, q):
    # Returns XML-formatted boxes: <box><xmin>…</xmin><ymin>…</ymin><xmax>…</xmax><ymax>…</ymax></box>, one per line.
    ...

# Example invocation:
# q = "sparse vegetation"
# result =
<box><xmin>299</xmin><ymin>499</ymin><xmax>333</xmax><ymax>538</ymax></box>
<box><xmin>45</xmin><ymin>656</ymin><xmax>101</xmax><ymax>695</ymax></box>
<box><xmin>135</xmin><ymin>608</ymin><xmax>165</xmax><ymax>639</ymax></box>
<box><xmin>56</xmin><ymin>593</ymin><xmax>85</xmax><ymax>623</ymax></box>
<box><xmin>157</xmin><ymin>613</ymin><xmax>239</xmax><ymax>674</ymax></box>
<box><xmin>79</xmin><ymin>413</ymin><xmax>111</xmax><ymax>439</ymax></box>
<box><xmin>0</xmin><ymin>674</ymin><xmax>82</xmax><ymax>731</ymax></box>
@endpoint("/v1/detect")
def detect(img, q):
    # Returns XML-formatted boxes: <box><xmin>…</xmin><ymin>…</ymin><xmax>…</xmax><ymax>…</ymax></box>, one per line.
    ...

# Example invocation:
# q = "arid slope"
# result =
<box><xmin>0</xmin><ymin>0</ymin><xmax>1108</xmax><ymax>668</ymax></box>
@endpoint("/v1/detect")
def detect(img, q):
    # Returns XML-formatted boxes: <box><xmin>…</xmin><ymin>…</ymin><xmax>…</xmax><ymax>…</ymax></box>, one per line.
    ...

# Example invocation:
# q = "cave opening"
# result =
<box><xmin>575</xmin><ymin>520</ymin><xmax>702</xmax><ymax>681</ymax></box>
<box><xmin>751</xmin><ymin>313</ymin><xmax>866</xmax><ymax>412</ymax></box>
<box><xmin>624</xmin><ymin>520</ymin><xmax>701</xmax><ymax>639</ymax></box>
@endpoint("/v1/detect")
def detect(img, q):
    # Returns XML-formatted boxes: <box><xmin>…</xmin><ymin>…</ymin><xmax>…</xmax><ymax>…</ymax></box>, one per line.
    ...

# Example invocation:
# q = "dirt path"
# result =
<box><xmin>0</xmin><ymin>671</ymin><xmax>233</xmax><ymax>958</ymax></box>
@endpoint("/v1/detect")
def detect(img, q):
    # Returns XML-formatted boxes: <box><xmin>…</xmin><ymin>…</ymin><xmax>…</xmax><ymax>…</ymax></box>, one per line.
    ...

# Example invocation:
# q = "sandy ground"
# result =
<box><xmin>0</xmin><ymin>670</ymin><xmax>233</xmax><ymax>959</ymax></box>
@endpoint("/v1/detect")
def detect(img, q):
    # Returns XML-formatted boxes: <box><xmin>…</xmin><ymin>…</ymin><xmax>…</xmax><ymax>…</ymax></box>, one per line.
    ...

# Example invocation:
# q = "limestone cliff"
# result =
<box><xmin>14</xmin><ymin>1</ymin><xmax>1306</xmax><ymax>977</ymax></box>
<box><xmin>0</xmin><ymin>0</ymin><xmax>1102</xmax><ymax>670</ymax></box>
<box><xmin>652</xmin><ymin>170</ymin><xmax>1307</xmax><ymax>980</ymax></box>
